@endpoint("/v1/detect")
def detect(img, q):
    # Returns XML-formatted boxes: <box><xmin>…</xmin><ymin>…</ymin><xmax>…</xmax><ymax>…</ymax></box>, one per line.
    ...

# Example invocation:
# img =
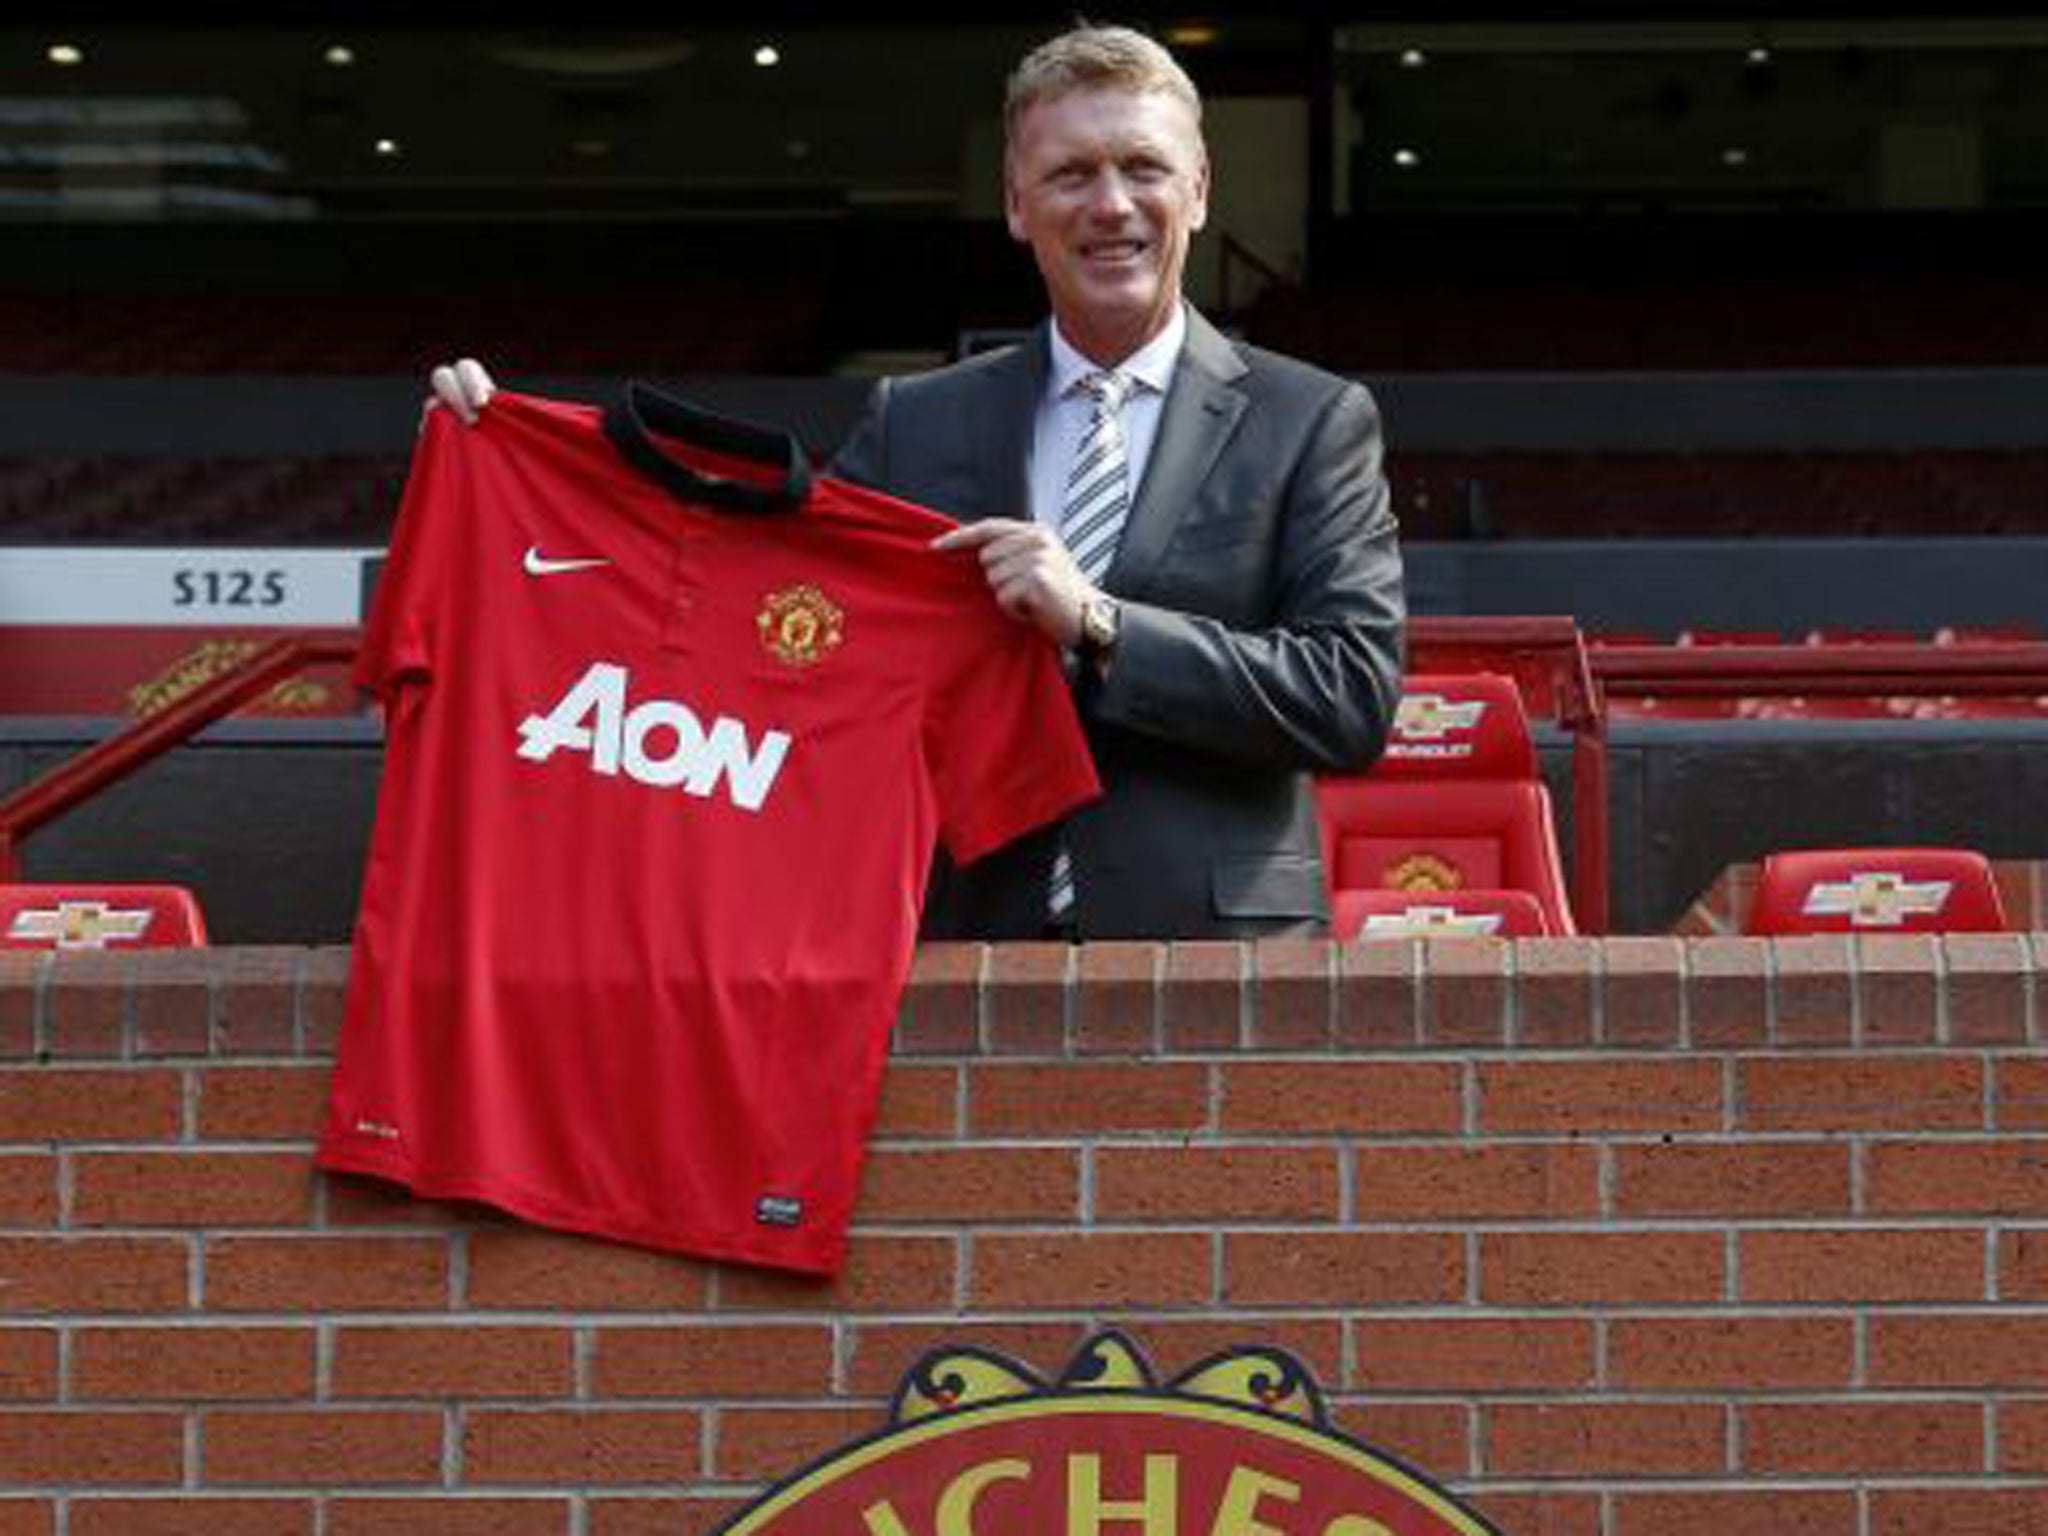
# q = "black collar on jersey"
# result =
<box><xmin>602</xmin><ymin>381</ymin><xmax>811</xmax><ymax>515</ymax></box>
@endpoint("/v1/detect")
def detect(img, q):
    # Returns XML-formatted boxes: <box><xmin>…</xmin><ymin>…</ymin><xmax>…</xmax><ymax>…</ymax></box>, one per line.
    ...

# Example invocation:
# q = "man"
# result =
<box><xmin>430</xmin><ymin>24</ymin><xmax>1404</xmax><ymax>941</ymax></box>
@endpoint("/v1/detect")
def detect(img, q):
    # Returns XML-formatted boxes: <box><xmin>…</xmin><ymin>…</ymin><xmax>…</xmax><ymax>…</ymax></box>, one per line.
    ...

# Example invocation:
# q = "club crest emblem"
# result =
<box><xmin>757</xmin><ymin>583</ymin><xmax>844</xmax><ymax>668</ymax></box>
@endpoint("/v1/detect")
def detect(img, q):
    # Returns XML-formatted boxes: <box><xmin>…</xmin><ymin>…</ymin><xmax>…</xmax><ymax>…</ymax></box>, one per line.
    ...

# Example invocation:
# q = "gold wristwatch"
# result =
<box><xmin>1080</xmin><ymin>593</ymin><xmax>1121</xmax><ymax>656</ymax></box>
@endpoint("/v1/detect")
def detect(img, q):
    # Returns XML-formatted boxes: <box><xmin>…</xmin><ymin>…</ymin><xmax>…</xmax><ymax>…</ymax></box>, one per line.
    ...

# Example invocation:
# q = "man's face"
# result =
<box><xmin>1005</xmin><ymin>83</ymin><xmax>1209</xmax><ymax>366</ymax></box>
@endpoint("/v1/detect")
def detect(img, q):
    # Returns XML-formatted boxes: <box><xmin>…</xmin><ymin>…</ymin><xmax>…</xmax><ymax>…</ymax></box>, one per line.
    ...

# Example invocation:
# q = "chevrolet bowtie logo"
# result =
<box><xmin>1393</xmin><ymin>694</ymin><xmax>1487</xmax><ymax>743</ymax></box>
<box><xmin>1360</xmin><ymin>905</ymin><xmax>1504</xmax><ymax>938</ymax></box>
<box><xmin>1801</xmin><ymin>872</ymin><xmax>1953</xmax><ymax>927</ymax></box>
<box><xmin>8</xmin><ymin>900</ymin><xmax>154</xmax><ymax>949</ymax></box>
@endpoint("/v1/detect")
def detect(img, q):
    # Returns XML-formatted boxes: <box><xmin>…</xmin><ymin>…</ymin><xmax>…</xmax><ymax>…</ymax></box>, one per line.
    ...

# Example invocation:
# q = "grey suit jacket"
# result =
<box><xmin>830</xmin><ymin>309</ymin><xmax>1405</xmax><ymax>940</ymax></box>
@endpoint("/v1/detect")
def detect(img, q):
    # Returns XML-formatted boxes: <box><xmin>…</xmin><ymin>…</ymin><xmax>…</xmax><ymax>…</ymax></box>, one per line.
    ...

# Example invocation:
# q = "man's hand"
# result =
<box><xmin>424</xmin><ymin>358</ymin><xmax>498</xmax><ymax>425</ymax></box>
<box><xmin>932</xmin><ymin>519</ymin><xmax>1094</xmax><ymax>649</ymax></box>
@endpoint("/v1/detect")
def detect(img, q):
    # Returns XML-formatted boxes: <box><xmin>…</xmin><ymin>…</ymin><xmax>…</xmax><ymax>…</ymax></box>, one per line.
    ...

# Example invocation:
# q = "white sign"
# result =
<box><xmin>0</xmin><ymin>547</ymin><xmax>379</xmax><ymax>627</ymax></box>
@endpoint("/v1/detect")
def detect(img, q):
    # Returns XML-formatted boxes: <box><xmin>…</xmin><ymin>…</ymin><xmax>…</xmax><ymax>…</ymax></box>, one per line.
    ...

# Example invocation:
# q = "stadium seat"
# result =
<box><xmin>1744</xmin><ymin>848</ymin><xmax>2007</xmax><ymax>935</ymax></box>
<box><xmin>1332</xmin><ymin>887</ymin><xmax>1552</xmax><ymax>940</ymax></box>
<box><xmin>0</xmin><ymin>883</ymin><xmax>209</xmax><ymax>950</ymax></box>
<box><xmin>1316</xmin><ymin>673</ymin><xmax>1577</xmax><ymax>935</ymax></box>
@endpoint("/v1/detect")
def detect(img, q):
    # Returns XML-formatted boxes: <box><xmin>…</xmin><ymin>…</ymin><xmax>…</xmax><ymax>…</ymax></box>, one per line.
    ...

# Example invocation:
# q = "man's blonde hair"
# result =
<box><xmin>1003</xmin><ymin>24</ymin><xmax>1203</xmax><ymax>151</ymax></box>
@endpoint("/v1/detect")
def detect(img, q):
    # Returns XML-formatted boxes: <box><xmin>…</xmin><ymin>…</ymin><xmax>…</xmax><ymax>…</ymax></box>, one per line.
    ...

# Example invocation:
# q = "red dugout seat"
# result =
<box><xmin>1332</xmin><ymin>888</ymin><xmax>1551</xmax><ymax>941</ymax></box>
<box><xmin>1744</xmin><ymin>848</ymin><xmax>2007</xmax><ymax>935</ymax></box>
<box><xmin>1316</xmin><ymin>673</ymin><xmax>1577</xmax><ymax>935</ymax></box>
<box><xmin>0</xmin><ymin>884</ymin><xmax>209</xmax><ymax>950</ymax></box>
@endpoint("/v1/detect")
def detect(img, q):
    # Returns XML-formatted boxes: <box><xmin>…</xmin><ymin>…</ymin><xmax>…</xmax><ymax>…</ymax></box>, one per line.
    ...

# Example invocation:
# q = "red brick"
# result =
<box><xmin>0</xmin><ymin>1155</ymin><xmax>54</xmax><ymax>1226</ymax></box>
<box><xmin>44</xmin><ymin>951</ymin><xmax>129</xmax><ymax>1058</ymax></box>
<box><xmin>1074</xmin><ymin>942</ymin><xmax>1159</xmax><ymax>1055</ymax></box>
<box><xmin>0</xmin><ymin>1410</ymin><xmax>183</xmax><ymax>1483</ymax></box>
<box><xmin>132</xmin><ymin>950</ymin><xmax>215</xmax><ymax>1057</ymax></box>
<box><xmin>1325</xmin><ymin>1399</ymin><xmax>1469</xmax><ymax>1477</ymax></box>
<box><xmin>328</xmin><ymin>1499</ymin><xmax>571</xmax><ymax>1536</ymax></box>
<box><xmin>1858</xmin><ymin>934</ymin><xmax>1942</xmax><ymax>1044</ymax></box>
<box><xmin>464</xmin><ymin>1409</ymin><xmax>699</xmax><ymax>1484</ymax></box>
<box><xmin>1481</xmin><ymin>1229</ymin><xmax>1724</xmax><ymax>1305</ymax></box>
<box><xmin>1220</xmin><ymin>1060</ymin><xmax>1461</xmax><ymax>1136</ymax></box>
<box><xmin>1615</xmin><ymin>1489</ymin><xmax>1857</xmax><ymax>1536</ymax></box>
<box><xmin>1513</xmin><ymin>938</ymin><xmax>1599</xmax><ymax>1046</ymax></box>
<box><xmin>0</xmin><ymin>1330</ymin><xmax>56</xmax><ymax>1400</ymax></box>
<box><xmin>1354</xmin><ymin>1144</ymin><xmax>1599</xmax><ymax>1220</ymax></box>
<box><xmin>897</xmin><ymin>944</ymin><xmax>981</xmax><ymax>1057</ymax></box>
<box><xmin>968</xmin><ymin>1062</ymin><xmax>1208</xmax><ymax>1136</ymax></box>
<box><xmin>985</xmin><ymin>942</ymin><xmax>1067</xmax><ymax>1055</ymax></box>
<box><xmin>70</xmin><ymin>1499</ymin><xmax>314</xmax><ymax>1536</ymax></box>
<box><xmin>1866</xmin><ymin>1139</ymin><xmax>2048</xmax><ymax>1215</ymax></box>
<box><xmin>0</xmin><ymin>1503</ymin><xmax>50</xmax><ymax>1536</ymax></box>
<box><xmin>590</xmin><ymin>1497</ymin><xmax>749</xmax><ymax>1536</ymax></box>
<box><xmin>1335</xmin><ymin>940</ymin><xmax>1418</xmax><ymax>1048</ymax></box>
<box><xmin>1488</xmin><ymin>1401</ymin><xmax>1726</xmax><ymax>1476</ymax></box>
<box><xmin>204</xmin><ymin>1235</ymin><xmax>449</xmax><ymax>1312</ymax></box>
<box><xmin>857</xmin><ymin>1146</ymin><xmax>1077</xmax><ymax>1222</ymax></box>
<box><xmin>325</xmin><ymin>1176</ymin><xmax>479</xmax><ymax>1229</ymax></box>
<box><xmin>871</xmin><ymin>1063</ymin><xmax>959</xmax><ymax>1139</ymax></box>
<box><xmin>299</xmin><ymin>948</ymin><xmax>350</xmax><ymax>1054</ymax></box>
<box><xmin>1688</xmin><ymin>936</ymin><xmax>1768</xmax><ymax>1047</ymax></box>
<box><xmin>1771</xmin><ymin>934</ymin><xmax>1855</xmax><ymax>1045</ymax></box>
<box><xmin>197</xmin><ymin>1065</ymin><xmax>329</xmax><ymax>1141</ymax></box>
<box><xmin>1225</xmin><ymin>1231</ymin><xmax>1464</xmax><ymax>1306</ymax></box>
<box><xmin>845</xmin><ymin>1321</ymin><xmax>1088</xmax><ymax>1396</ymax></box>
<box><xmin>718</xmin><ymin>1234</ymin><xmax>956</xmax><ymax>1314</ymax></box>
<box><xmin>593</xmin><ymin>1323</ymin><xmax>834</xmax><ymax>1398</ymax></box>
<box><xmin>1998</xmin><ymin>1058</ymin><xmax>2048</xmax><ymax>1132</ymax></box>
<box><xmin>1743</xmin><ymin>1400</ymin><xmax>1983</xmax><ymax>1474</ymax></box>
<box><xmin>971</xmin><ymin>1231</ymin><xmax>1209</xmax><ymax>1308</ymax></box>
<box><xmin>1478</xmin><ymin>1058</ymin><xmax>1721</xmax><ymax>1134</ymax></box>
<box><xmin>0</xmin><ymin>955</ymin><xmax>39</xmax><ymax>1062</ymax></box>
<box><xmin>1871</xmin><ymin>1488</ymin><xmax>2048</xmax><ymax>1536</ymax></box>
<box><xmin>1120</xmin><ymin>1317</ymin><xmax>1344</xmax><ymax>1391</ymax></box>
<box><xmin>1741</xmin><ymin>1055</ymin><xmax>1984</xmax><ymax>1131</ymax></box>
<box><xmin>332</xmin><ymin>1325</ymin><xmax>572</xmax><ymax>1398</ymax></box>
<box><xmin>464</xmin><ymin>1228</ymin><xmax>710</xmax><ymax>1312</ymax></box>
<box><xmin>1945</xmin><ymin>933</ymin><xmax>2031</xmax><ymax>1045</ymax></box>
<box><xmin>211</xmin><ymin>947</ymin><xmax>302</xmax><ymax>1055</ymax></box>
<box><xmin>0</xmin><ymin>1067</ymin><xmax>181</xmax><ymax>1142</ymax></box>
<box><xmin>1742</xmin><ymin>1228</ymin><xmax>1985</xmax><ymax>1303</ymax></box>
<box><xmin>2002</xmin><ymin>1228</ymin><xmax>2048</xmax><ymax>1299</ymax></box>
<box><xmin>1608</xmin><ymin>1316</ymin><xmax>1853</xmax><ymax>1390</ymax></box>
<box><xmin>1250</xmin><ymin>939</ymin><xmax>1330</xmax><ymax>1050</ymax></box>
<box><xmin>1163</xmin><ymin>941</ymin><xmax>1243</xmax><ymax>1052</ymax></box>
<box><xmin>1871</xmin><ymin>1315</ymin><xmax>2048</xmax><ymax>1387</ymax></box>
<box><xmin>1351</xmin><ymin>1318</ymin><xmax>1592</xmax><ymax>1391</ymax></box>
<box><xmin>1095</xmin><ymin>1146</ymin><xmax>1339</xmax><ymax>1222</ymax></box>
<box><xmin>1476</xmin><ymin>1490</ymin><xmax>1602</xmax><ymax>1536</ymax></box>
<box><xmin>1599</xmin><ymin>936</ymin><xmax>1683</xmax><ymax>1048</ymax></box>
<box><xmin>205</xmin><ymin>1409</ymin><xmax>442</xmax><ymax>1484</ymax></box>
<box><xmin>0</xmin><ymin>1237</ymin><xmax>189</xmax><ymax>1313</ymax></box>
<box><xmin>714</xmin><ymin>1405</ymin><xmax>876</xmax><ymax>1479</ymax></box>
<box><xmin>73</xmin><ymin>1152</ymin><xmax>314</xmax><ymax>1227</ymax></box>
<box><xmin>1998</xmin><ymin>1400</ymin><xmax>2048</xmax><ymax>1472</ymax></box>
<box><xmin>1613</xmin><ymin>1141</ymin><xmax>1851</xmax><ymax>1217</ymax></box>
<box><xmin>72</xmin><ymin>1326</ymin><xmax>314</xmax><ymax>1400</ymax></box>
<box><xmin>1421</xmin><ymin>940</ymin><xmax>1508</xmax><ymax>1046</ymax></box>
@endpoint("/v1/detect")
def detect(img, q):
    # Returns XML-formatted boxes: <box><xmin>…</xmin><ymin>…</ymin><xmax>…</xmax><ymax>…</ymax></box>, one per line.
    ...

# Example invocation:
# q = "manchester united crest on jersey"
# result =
<box><xmin>758</xmin><ymin>583</ymin><xmax>844</xmax><ymax>667</ymax></box>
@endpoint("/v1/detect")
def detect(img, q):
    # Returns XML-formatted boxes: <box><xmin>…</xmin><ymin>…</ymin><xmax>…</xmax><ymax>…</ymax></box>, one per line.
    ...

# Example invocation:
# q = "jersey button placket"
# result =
<box><xmin>661</xmin><ymin>525</ymin><xmax>708</xmax><ymax>655</ymax></box>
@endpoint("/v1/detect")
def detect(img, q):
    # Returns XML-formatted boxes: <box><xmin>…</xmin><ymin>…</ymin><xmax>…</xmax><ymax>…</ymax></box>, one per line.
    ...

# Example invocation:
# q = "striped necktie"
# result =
<box><xmin>1049</xmin><ymin>370</ymin><xmax>1133</xmax><ymax>923</ymax></box>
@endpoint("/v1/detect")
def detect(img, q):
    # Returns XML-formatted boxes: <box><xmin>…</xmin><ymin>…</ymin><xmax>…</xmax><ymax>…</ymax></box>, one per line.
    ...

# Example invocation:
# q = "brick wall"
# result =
<box><xmin>1</xmin><ymin>937</ymin><xmax>2044</xmax><ymax>1536</ymax></box>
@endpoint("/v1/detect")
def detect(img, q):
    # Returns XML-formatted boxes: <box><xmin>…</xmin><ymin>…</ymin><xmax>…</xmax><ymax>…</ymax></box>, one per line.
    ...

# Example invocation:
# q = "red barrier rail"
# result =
<box><xmin>1591</xmin><ymin>642</ymin><xmax>2048</xmax><ymax>699</ymax></box>
<box><xmin>0</xmin><ymin>633</ymin><xmax>360</xmax><ymax>881</ymax></box>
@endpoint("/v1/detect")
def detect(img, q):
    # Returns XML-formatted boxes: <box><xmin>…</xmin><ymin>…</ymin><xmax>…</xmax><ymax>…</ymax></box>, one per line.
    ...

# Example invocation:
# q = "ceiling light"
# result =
<box><xmin>47</xmin><ymin>43</ymin><xmax>85</xmax><ymax>67</ymax></box>
<box><xmin>1746</xmin><ymin>47</ymin><xmax>1772</xmax><ymax>66</ymax></box>
<box><xmin>1722</xmin><ymin>147</ymin><xmax>1750</xmax><ymax>167</ymax></box>
<box><xmin>324</xmin><ymin>44</ymin><xmax>356</xmax><ymax>68</ymax></box>
<box><xmin>1392</xmin><ymin>148</ymin><xmax>1420</xmax><ymax>169</ymax></box>
<box><xmin>373</xmin><ymin>137</ymin><xmax>401</xmax><ymax>158</ymax></box>
<box><xmin>1166</xmin><ymin>24</ymin><xmax>1221</xmax><ymax>48</ymax></box>
<box><xmin>1399</xmin><ymin>48</ymin><xmax>1427</xmax><ymax>69</ymax></box>
<box><xmin>753</xmin><ymin>44</ymin><xmax>781</xmax><ymax>68</ymax></box>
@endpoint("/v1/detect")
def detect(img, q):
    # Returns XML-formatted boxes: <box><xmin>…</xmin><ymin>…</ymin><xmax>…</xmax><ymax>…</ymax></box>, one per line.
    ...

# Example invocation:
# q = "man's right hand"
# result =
<box><xmin>426</xmin><ymin>358</ymin><xmax>497</xmax><ymax>425</ymax></box>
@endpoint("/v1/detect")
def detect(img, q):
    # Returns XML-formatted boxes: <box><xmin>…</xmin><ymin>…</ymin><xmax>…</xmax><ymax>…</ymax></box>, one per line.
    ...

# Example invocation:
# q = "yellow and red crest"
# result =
<box><xmin>757</xmin><ymin>583</ymin><xmax>844</xmax><ymax>668</ymax></box>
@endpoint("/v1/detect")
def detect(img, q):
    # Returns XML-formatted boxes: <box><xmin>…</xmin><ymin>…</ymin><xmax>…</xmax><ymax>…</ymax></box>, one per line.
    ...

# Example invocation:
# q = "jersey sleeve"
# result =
<box><xmin>925</xmin><ymin>606</ymin><xmax>1102</xmax><ymax>867</ymax></box>
<box><xmin>356</xmin><ymin>410</ymin><xmax>467</xmax><ymax>698</ymax></box>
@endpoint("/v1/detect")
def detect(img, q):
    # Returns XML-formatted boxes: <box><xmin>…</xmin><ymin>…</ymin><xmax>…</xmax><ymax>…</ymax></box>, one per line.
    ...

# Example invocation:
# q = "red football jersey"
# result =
<box><xmin>317</xmin><ymin>387</ymin><xmax>1099</xmax><ymax>1273</ymax></box>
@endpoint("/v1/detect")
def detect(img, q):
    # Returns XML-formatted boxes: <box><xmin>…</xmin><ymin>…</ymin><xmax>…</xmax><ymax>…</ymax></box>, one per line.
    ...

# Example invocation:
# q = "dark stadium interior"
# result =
<box><xmin>2</xmin><ymin>6</ymin><xmax>2045</xmax><ymax>938</ymax></box>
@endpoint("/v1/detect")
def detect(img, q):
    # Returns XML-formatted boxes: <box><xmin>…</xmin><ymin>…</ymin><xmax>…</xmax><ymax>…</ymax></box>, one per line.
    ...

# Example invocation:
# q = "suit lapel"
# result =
<box><xmin>967</xmin><ymin>330</ymin><xmax>1045</xmax><ymax>525</ymax></box>
<box><xmin>1106</xmin><ymin>309</ymin><xmax>1247</xmax><ymax>597</ymax></box>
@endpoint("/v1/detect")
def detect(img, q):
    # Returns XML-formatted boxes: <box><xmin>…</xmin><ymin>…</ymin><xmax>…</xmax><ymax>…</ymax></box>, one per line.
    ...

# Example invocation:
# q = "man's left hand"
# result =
<box><xmin>932</xmin><ymin>519</ymin><xmax>1094</xmax><ymax>649</ymax></box>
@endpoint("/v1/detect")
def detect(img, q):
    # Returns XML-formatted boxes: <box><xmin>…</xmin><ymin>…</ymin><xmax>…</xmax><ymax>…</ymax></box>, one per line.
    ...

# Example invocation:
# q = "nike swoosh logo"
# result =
<box><xmin>524</xmin><ymin>546</ymin><xmax>611</xmax><ymax>577</ymax></box>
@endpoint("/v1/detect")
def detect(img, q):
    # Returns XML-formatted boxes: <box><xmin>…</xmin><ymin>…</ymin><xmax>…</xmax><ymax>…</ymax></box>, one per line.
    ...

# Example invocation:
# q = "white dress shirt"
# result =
<box><xmin>1027</xmin><ymin>305</ymin><xmax>1187</xmax><ymax>535</ymax></box>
